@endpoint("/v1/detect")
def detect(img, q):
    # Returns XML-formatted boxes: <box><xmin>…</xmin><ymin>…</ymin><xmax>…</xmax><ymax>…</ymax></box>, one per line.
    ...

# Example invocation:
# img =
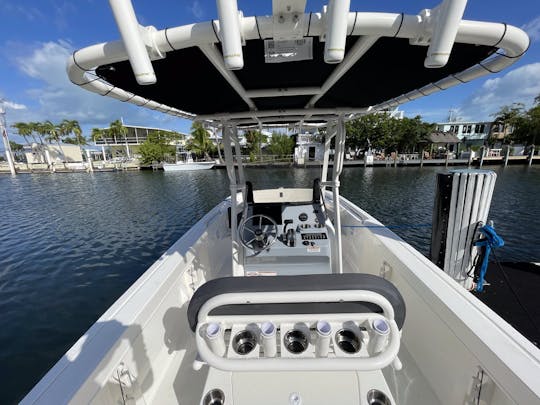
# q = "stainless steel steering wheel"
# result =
<box><xmin>238</xmin><ymin>214</ymin><xmax>279</xmax><ymax>251</ymax></box>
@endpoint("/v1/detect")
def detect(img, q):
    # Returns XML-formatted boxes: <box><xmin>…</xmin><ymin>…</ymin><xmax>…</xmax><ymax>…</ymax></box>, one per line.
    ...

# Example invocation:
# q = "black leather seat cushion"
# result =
<box><xmin>187</xmin><ymin>273</ymin><xmax>406</xmax><ymax>331</ymax></box>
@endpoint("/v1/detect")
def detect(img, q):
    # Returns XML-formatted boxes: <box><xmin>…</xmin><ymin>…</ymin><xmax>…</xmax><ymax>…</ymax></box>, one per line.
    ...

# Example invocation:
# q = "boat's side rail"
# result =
<box><xmin>335</xmin><ymin>194</ymin><xmax>540</xmax><ymax>404</ymax></box>
<box><xmin>22</xmin><ymin>201</ymin><xmax>232</xmax><ymax>404</ymax></box>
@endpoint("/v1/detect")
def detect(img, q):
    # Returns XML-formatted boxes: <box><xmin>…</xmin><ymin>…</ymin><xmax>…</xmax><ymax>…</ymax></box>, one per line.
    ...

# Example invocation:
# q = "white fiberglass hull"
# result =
<box><xmin>163</xmin><ymin>162</ymin><xmax>215</xmax><ymax>171</ymax></box>
<box><xmin>22</xmin><ymin>192</ymin><xmax>540</xmax><ymax>405</ymax></box>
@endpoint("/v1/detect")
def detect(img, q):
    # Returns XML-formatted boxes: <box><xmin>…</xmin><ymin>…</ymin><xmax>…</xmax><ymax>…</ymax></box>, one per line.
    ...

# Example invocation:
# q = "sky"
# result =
<box><xmin>1</xmin><ymin>0</ymin><xmax>539</xmax><ymax>145</ymax></box>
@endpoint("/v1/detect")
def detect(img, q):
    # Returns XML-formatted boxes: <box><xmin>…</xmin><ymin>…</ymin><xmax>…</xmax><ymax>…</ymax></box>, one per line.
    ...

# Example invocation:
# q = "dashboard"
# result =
<box><xmin>242</xmin><ymin>202</ymin><xmax>333</xmax><ymax>276</ymax></box>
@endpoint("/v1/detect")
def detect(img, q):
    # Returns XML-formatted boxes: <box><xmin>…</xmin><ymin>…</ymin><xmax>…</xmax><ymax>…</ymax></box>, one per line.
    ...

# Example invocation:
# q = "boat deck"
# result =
<box><xmin>474</xmin><ymin>262</ymin><xmax>540</xmax><ymax>347</ymax></box>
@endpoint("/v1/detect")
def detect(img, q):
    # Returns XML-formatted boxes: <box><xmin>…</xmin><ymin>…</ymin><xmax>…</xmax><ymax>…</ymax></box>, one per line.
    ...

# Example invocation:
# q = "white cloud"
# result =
<box><xmin>522</xmin><ymin>15</ymin><xmax>540</xmax><ymax>42</ymax></box>
<box><xmin>456</xmin><ymin>63</ymin><xmax>540</xmax><ymax>121</ymax></box>
<box><xmin>190</xmin><ymin>1</ymin><xmax>204</xmax><ymax>19</ymax></box>
<box><xmin>6</xmin><ymin>40</ymin><xmax>149</xmax><ymax>129</ymax></box>
<box><xmin>2</xmin><ymin>100</ymin><xmax>27</xmax><ymax>110</ymax></box>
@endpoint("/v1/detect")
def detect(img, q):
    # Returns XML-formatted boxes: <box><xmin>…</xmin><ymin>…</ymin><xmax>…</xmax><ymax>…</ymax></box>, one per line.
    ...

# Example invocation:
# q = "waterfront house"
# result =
<box><xmin>94</xmin><ymin>124</ymin><xmax>187</xmax><ymax>160</ymax></box>
<box><xmin>293</xmin><ymin>133</ymin><xmax>325</xmax><ymax>164</ymax></box>
<box><xmin>436</xmin><ymin>120</ymin><xmax>492</xmax><ymax>147</ymax></box>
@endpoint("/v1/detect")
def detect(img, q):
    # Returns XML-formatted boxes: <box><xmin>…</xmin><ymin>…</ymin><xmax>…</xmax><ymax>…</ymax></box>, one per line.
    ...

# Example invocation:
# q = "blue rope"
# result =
<box><xmin>473</xmin><ymin>225</ymin><xmax>504</xmax><ymax>292</ymax></box>
<box><xmin>343</xmin><ymin>223</ymin><xmax>432</xmax><ymax>229</ymax></box>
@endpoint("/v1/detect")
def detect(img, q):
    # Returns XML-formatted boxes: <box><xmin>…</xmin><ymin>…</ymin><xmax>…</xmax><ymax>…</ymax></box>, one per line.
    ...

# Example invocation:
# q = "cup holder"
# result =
<box><xmin>203</xmin><ymin>389</ymin><xmax>225</xmax><ymax>405</ymax></box>
<box><xmin>284</xmin><ymin>329</ymin><xmax>309</xmax><ymax>354</ymax></box>
<box><xmin>232</xmin><ymin>330</ymin><xmax>257</xmax><ymax>355</ymax></box>
<box><xmin>367</xmin><ymin>389</ymin><xmax>391</xmax><ymax>405</ymax></box>
<box><xmin>335</xmin><ymin>329</ymin><xmax>361</xmax><ymax>353</ymax></box>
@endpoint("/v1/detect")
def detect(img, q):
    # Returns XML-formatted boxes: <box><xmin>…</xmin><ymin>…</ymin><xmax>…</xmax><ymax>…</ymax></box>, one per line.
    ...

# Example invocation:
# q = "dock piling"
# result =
<box><xmin>479</xmin><ymin>146</ymin><xmax>485</xmax><ymax>168</ymax></box>
<box><xmin>529</xmin><ymin>146</ymin><xmax>535</xmax><ymax>166</ymax></box>
<box><xmin>431</xmin><ymin>170</ymin><xmax>497</xmax><ymax>290</ymax></box>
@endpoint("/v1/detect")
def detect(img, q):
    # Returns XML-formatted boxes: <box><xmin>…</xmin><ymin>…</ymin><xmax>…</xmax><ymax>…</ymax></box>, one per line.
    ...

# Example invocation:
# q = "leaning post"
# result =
<box><xmin>528</xmin><ymin>146</ymin><xmax>535</xmax><ymax>166</ymax></box>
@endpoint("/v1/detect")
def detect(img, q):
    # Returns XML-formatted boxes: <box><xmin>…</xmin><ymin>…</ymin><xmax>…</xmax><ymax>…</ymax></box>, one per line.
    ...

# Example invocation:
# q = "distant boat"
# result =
<box><xmin>163</xmin><ymin>150</ymin><xmax>215</xmax><ymax>171</ymax></box>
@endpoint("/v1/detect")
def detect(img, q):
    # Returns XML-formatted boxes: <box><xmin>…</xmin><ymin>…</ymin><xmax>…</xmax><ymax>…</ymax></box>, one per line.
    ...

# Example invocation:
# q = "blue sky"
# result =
<box><xmin>1</xmin><ymin>0</ymin><xmax>539</xmax><ymax>144</ymax></box>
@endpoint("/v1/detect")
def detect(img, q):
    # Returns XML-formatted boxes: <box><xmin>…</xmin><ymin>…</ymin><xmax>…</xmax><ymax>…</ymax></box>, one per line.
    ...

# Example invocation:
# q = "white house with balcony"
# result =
<box><xmin>436</xmin><ymin>120</ymin><xmax>492</xmax><ymax>146</ymax></box>
<box><xmin>94</xmin><ymin>124</ymin><xmax>187</xmax><ymax>160</ymax></box>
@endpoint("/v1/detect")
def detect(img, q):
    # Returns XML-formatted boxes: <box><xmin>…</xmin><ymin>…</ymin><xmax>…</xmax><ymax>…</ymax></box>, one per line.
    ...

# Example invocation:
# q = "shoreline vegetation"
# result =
<box><xmin>2</xmin><ymin>97</ymin><xmax>539</xmax><ymax>173</ymax></box>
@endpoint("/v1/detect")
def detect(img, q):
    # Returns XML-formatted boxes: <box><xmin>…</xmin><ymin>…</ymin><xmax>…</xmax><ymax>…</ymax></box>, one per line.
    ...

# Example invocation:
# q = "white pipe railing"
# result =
<box><xmin>199</xmin><ymin>44</ymin><xmax>256</xmax><ymax>110</ymax></box>
<box><xmin>67</xmin><ymin>6</ymin><xmax>529</xmax><ymax>124</ymax></box>
<box><xmin>332</xmin><ymin>116</ymin><xmax>346</xmax><ymax>274</ymax></box>
<box><xmin>308</xmin><ymin>35</ymin><xmax>380</xmax><ymax>108</ymax></box>
<box><xmin>222</xmin><ymin>124</ymin><xmax>243</xmax><ymax>276</ymax></box>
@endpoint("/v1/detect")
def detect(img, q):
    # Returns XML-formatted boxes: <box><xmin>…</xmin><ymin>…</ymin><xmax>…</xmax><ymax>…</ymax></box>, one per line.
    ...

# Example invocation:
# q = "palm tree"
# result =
<box><xmin>91</xmin><ymin>128</ymin><xmax>109</xmax><ymax>161</ymax></box>
<box><xmin>60</xmin><ymin>119</ymin><xmax>86</xmax><ymax>146</ymax></box>
<box><xmin>26</xmin><ymin>122</ymin><xmax>47</xmax><ymax>165</ymax></box>
<box><xmin>11</xmin><ymin>122</ymin><xmax>32</xmax><ymax>146</ymax></box>
<box><xmin>109</xmin><ymin>119</ymin><xmax>129</xmax><ymax>158</ymax></box>
<box><xmin>188</xmin><ymin>122</ymin><xmax>213</xmax><ymax>160</ymax></box>
<box><xmin>32</xmin><ymin>122</ymin><xmax>48</xmax><ymax>145</ymax></box>
<box><xmin>42</xmin><ymin>120</ymin><xmax>68</xmax><ymax>164</ymax></box>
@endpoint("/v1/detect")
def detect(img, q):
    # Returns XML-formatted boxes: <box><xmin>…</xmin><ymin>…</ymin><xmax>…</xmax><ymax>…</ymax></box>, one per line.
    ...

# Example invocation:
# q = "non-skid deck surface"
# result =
<box><xmin>473</xmin><ymin>262</ymin><xmax>540</xmax><ymax>346</ymax></box>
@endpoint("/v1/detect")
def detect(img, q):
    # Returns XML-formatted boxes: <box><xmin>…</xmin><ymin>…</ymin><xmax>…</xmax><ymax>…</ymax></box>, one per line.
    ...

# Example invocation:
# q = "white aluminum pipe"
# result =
<box><xmin>67</xmin><ymin>9</ymin><xmax>529</xmax><ymax>123</ymax></box>
<box><xmin>246</xmin><ymin>87</ymin><xmax>321</xmax><ymax>98</ymax></box>
<box><xmin>332</xmin><ymin>117</ymin><xmax>346</xmax><ymax>274</ymax></box>
<box><xmin>109</xmin><ymin>0</ymin><xmax>156</xmax><ymax>85</ymax></box>
<box><xmin>425</xmin><ymin>0</ymin><xmax>468</xmax><ymax>68</ymax></box>
<box><xmin>324</xmin><ymin>0</ymin><xmax>350</xmax><ymax>63</ymax></box>
<box><xmin>309</xmin><ymin>35</ymin><xmax>379</xmax><ymax>107</ymax></box>
<box><xmin>199</xmin><ymin>45</ymin><xmax>256</xmax><ymax>110</ymax></box>
<box><xmin>200</xmin><ymin>291</ymin><xmax>395</xmax><ymax>321</ymax></box>
<box><xmin>216</xmin><ymin>0</ymin><xmax>244</xmax><ymax>70</ymax></box>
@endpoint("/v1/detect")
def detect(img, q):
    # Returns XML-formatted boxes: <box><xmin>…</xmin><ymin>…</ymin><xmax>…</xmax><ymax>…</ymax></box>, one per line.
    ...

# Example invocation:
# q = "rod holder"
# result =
<box><xmin>315</xmin><ymin>320</ymin><xmax>332</xmax><ymax>357</ymax></box>
<box><xmin>205</xmin><ymin>323</ymin><xmax>226</xmax><ymax>356</ymax></box>
<box><xmin>368</xmin><ymin>319</ymin><xmax>390</xmax><ymax>355</ymax></box>
<box><xmin>260</xmin><ymin>321</ymin><xmax>277</xmax><ymax>357</ymax></box>
<box><xmin>324</xmin><ymin>0</ymin><xmax>351</xmax><ymax>63</ymax></box>
<box><xmin>425</xmin><ymin>0</ymin><xmax>468</xmax><ymax>68</ymax></box>
<box><xmin>109</xmin><ymin>0</ymin><xmax>156</xmax><ymax>85</ymax></box>
<box><xmin>216</xmin><ymin>0</ymin><xmax>244</xmax><ymax>70</ymax></box>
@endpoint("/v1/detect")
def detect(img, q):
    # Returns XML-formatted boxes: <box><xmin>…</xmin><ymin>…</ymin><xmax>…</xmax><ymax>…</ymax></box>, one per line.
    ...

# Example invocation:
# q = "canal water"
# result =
<box><xmin>1</xmin><ymin>166</ymin><xmax>538</xmax><ymax>403</ymax></box>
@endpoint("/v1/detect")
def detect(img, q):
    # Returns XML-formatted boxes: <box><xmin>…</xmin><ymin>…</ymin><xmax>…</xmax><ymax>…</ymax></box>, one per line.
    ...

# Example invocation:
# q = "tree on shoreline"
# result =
<box><xmin>138</xmin><ymin>130</ymin><xmax>180</xmax><ymax>164</ymax></box>
<box><xmin>188</xmin><ymin>122</ymin><xmax>214</xmax><ymax>159</ymax></box>
<box><xmin>61</xmin><ymin>120</ymin><xmax>85</xmax><ymax>146</ymax></box>
<box><xmin>267</xmin><ymin>133</ymin><xmax>294</xmax><ymax>157</ymax></box>
<box><xmin>346</xmin><ymin>113</ymin><xmax>433</xmax><ymax>154</ymax></box>
<box><xmin>245</xmin><ymin>130</ymin><xmax>267</xmax><ymax>161</ymax></box>
<box><xmin>493</xmin><ymin>98</ymin><xmax>540</xmax><ymax>146</ymax></box>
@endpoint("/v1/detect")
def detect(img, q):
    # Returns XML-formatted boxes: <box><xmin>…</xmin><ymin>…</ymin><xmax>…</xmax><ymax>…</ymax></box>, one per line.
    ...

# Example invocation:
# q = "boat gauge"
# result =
<box><xmin>298</xmin><ymin>213</ymin><xmax>308</xmax><ymax>222</ymax></box>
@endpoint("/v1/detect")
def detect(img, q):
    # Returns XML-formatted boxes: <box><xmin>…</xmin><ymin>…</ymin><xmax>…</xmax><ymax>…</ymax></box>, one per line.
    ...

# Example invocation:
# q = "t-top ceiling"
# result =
<box><xmin>96</xmin><ymin>37</ymin><xmax>495</xmax><ymax>116</ymax></box>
